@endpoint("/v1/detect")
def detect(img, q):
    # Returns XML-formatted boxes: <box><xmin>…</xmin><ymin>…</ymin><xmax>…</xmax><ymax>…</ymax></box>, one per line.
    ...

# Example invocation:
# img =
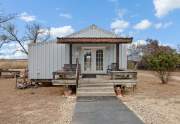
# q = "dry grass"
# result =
<box><xmin>121</xmin><ymin>70</ymin><xmax>180</xmax><ymax>124</ymax></box>
<box><xmin>0</xmin><ymin>78</ymin><xmax>76</xmax><ymax>124</ymax></box>
<box><xmin>0</xmin><ymin>59</ymin><xmax>27</xmax><ymax>69</ymax></box>
<box><xmin>0</xmin><ymin>70</ymin><xmax>180</xmax><ymax>124</ymax></box>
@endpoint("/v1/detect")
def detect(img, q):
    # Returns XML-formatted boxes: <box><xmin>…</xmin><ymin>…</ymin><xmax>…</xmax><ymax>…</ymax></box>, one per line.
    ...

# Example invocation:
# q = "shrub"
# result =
<box><xmin>147</xmin><ymin>52</ymin><xmax>178</xmax><ymax>84</ymax></box>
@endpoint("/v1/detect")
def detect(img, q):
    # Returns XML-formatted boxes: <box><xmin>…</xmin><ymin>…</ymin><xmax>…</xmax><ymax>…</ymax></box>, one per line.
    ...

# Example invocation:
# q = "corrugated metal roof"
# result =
<box><xmin>66</xmin><ymin>24</ymin><xmax>119</xmax><ymax>38</ymax></box>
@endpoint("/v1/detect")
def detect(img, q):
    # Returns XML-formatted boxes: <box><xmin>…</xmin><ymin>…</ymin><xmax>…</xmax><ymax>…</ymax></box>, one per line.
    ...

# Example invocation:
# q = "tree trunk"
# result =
<box><xmin>159</xmin><ymin>71</ymin><xmax>169</xmax><ymax>84</ymax></box>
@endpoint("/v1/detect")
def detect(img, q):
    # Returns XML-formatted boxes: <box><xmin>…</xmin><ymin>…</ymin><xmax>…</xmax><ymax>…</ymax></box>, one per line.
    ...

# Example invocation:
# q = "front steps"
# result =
<box><xmin>77</xmin><ymin>79</ymin><xmax>115</xmax><ymax>96</ymax></box>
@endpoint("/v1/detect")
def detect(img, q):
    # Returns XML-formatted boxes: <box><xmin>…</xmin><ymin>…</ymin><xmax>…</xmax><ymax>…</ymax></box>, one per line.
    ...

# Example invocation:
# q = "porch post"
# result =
<box><xmin>116</xmin><ymin>43</ymin><xmax>119</xmax><ymax>70</ymax></box>
<box><xmin>69</xmin><ymin>43</ymin><xmax>72</xmax><ymax>67</ymax></box>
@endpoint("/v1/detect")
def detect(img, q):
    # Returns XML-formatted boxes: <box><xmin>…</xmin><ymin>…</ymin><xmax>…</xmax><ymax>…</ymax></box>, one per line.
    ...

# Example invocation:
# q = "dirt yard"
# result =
<box><xmin>0</xmin><ymin>78</ymin><xmax>76</xmax><ymax>124</ymax></box>
<box><xmin>121</xmin><ymin>70</ymin><xmax>180</xmax><ymax>124</ymax></box>
<box><xmin>0</xmin><ymin>71</ymin><xmax>180</xmax><ymax>124</ymax></box>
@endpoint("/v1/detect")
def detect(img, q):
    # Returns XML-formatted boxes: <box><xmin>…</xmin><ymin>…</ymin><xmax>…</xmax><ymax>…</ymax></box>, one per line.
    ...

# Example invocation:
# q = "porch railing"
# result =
<box><xmin>75</xmin><ymin>58</ymin><xmax>80</xmax><ymax>88</ymax></box>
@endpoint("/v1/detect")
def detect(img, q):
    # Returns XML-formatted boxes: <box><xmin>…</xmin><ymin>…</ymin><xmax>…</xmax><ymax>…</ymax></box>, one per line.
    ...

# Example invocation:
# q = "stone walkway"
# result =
<box><xmin>71</xmin><ymin>96</ymin><xmax>144</xmax><ymax>124</ymax></box>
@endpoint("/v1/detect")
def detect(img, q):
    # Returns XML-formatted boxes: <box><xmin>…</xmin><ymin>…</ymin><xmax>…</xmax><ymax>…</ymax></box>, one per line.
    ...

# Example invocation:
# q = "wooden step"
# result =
<box><xmin>78</xmin><ymin>87</ymin><xmax>114</xmax><ymax>92</ymax></box>
<box><xmin>77</xmin><ymin>78</ymin><xmax>115</xmax><ymax>96</ymax></box>
<box><xmin>79</xmin><ymin>83</ymin><xmax>114</xmax><ymax>87</ymax></box>
<box><xmin>52</xmin><ymin>80</ymin><xmax>76</xmax><ymax>85</ymax></box>
<box><xmin>77</xmin><ymin>91</ymin><xmax>115</xmax><ymax>96</ymax></box>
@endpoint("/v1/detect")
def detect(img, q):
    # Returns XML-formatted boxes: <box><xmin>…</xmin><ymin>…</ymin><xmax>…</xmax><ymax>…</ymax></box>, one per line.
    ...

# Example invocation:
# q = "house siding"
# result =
<box><xmin>119</xmin><ymin>44</ymin><xmax>127</xmax><ymax>70</ymax></box>
<box><xmin>28</xmin><ymin>42</ymin><xmax>69</xmax><ymax>79</ymax></box>
<box><xmin>28</xmin><ymin>42</ymin><xmax>127</xmax><ymax>79</ymax></box>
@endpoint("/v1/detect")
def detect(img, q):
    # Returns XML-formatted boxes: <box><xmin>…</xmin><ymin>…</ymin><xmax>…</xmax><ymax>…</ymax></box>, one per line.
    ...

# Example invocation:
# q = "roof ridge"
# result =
<box><xmin>65</xmin><ymin>24</ymin><xmax>119</xmax><ymax>38</ymax></box>
<box><xmin>65</xmin><ymin>24</ymin><xmax>95</xmax><ymax>37</ymax></box>
<box><xmin>93</xmin><ymin>25</ymin><xmax>118</xmax><ymax>37</ymax></box>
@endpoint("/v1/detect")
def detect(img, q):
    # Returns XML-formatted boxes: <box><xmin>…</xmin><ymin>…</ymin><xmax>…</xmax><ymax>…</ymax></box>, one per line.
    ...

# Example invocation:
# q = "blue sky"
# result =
<box><xmin>0</xmin><ymin>0</ymin><xmax>180</xmax><ymax>58</ymax></box>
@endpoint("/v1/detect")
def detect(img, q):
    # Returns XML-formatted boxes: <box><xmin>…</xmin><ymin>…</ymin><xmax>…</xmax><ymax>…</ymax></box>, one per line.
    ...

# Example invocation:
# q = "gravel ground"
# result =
<box><xmin>0</xmin><ymin>71</ymin><xmax>180</xmax><ymax>124</ymax></box>
<box><xmin>120</xmin><ymin>71</ymin><xmax>180</xmax><ymax>124</ymax></box>
<box><xmin>0</xmin><ymin>78</ymin><xmax>76</xmax><ymax>124</ymax></box>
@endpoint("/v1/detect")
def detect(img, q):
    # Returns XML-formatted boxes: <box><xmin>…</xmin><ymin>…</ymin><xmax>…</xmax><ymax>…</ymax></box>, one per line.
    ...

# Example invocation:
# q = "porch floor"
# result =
<box><xmin>52</xmin><ymin>78</ymin><xmax>137</xmax><ymax>86</ymax></box>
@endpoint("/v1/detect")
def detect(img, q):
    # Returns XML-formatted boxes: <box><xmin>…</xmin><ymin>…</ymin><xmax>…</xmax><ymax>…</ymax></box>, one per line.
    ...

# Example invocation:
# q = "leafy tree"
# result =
<box><xmin>147</xmin><ymin>51</ymin><xmax>178</xmax><ymax>84</ymax></box>
<box><xmin>138</xmin><ymin>39</ymin><xmax>175</xmax><ymax>69</ymax></box>
<box><xmin>138</xmin><ymin>39</ymin><xmax>179</xmax><ymax>84</ymax></box>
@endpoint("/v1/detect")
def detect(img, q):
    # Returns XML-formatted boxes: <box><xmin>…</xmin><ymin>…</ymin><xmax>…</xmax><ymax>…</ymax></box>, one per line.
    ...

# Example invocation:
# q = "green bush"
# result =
<box><xmin>128</xmin><ymin>61</ymin><xmax>137</xmax><ymax>70</ymax></box>
<box><xmin>147</xmin><ymin>52</ymin><xmax>178</xmax><ymax>84</ymax></box>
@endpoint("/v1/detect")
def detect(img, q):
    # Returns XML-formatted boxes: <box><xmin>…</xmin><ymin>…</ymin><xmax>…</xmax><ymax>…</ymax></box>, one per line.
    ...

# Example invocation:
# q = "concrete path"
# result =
<box><xmin>71</xmin><ymin>96</ymin><xmax>144</xmax><ymax>124</ymax></box>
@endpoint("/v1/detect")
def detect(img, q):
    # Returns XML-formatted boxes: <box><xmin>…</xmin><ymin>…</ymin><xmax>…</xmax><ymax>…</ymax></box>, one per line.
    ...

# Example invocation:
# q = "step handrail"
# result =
<box><xmin>76</xmin><ymin>58</ymin><xmax>80</xmax><ymax>88</ymax></box>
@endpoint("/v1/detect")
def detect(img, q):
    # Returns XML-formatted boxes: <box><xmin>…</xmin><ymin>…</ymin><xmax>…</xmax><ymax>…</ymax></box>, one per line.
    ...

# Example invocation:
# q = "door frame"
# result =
<box><xmin>81</xmin><ymin>47</ymin><xmax>106</xmax><ymax>74</ymax></box>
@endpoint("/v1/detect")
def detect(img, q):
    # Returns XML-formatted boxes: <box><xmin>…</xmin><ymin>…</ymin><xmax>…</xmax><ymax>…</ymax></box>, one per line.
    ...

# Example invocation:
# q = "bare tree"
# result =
<box><xmin>25</xmin><ymin>23</ymin><xmax>50</xmax><ymax>43</ymax></box>
<box><xmin>0</xmin><ymin>14</ymin><xmax>15</xmax><ymax>24</ymax></box>
<box><xmin>0</xmin><ymin>23</ymin><xmax>28</xmax><ymax>54</ymax></box>
<box><xmin>0</xmin><ymin>23</ymin><xmax>50</xmax><ymax>55</ymax></box>
<box><xmin>143</xmin><ymin>39</ymin><xmax>174</xmax><ymax>55</ymax></box>
<box><xmin>0</xmin><ymin>12</ymin><xmax>16</xmax><ymax>50</ymax></box>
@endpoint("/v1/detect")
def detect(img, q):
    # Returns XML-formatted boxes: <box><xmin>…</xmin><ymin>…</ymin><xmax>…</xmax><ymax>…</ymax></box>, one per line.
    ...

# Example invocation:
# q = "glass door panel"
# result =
<box><xmin>96</xmin><ymin>49</ymin><xmax>103</xmax><ymax>71</ymax></box>
<box><xmin>84</xmin><ymin>49</ymin><xmax>92</xmax><ymax>72</ymax></box>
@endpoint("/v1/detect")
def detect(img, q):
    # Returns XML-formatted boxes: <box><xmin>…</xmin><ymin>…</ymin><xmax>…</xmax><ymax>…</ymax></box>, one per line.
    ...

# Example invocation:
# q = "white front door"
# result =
<box><xmin>82</xmin><ymin>48</ymin><xmax>105</xmax><ymax>74</ymax></box>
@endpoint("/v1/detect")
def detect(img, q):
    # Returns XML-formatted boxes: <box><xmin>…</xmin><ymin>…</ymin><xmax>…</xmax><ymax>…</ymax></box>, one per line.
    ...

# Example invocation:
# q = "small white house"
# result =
<box><xmin>28</xmin><ymin>24</ymin><xmax>132</xmax><ymax>80</ymax></box>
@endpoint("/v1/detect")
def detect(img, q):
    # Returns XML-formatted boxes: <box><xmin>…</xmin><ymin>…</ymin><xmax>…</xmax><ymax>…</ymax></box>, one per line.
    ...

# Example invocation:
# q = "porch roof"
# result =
<box><xmin>57</xmin><ymin>37</ymin><xmax>133</xmax><ymax>44</ymax></box>
<box><xmin>57</xmin><ymin>24</ymin><xmax>133</xmax><ymax>44</ymax></box>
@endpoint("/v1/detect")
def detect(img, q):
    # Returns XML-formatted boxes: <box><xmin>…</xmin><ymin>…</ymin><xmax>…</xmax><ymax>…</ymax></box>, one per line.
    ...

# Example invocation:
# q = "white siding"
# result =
<box><xmin>28</xmin><ymin>42</ymin><xmax>128</xmax><ymax>79</ymax></box>
<box><xmin>119</xmin><ymin>44</ymin><xmax>127</xmax><ymax>70</ymax></box>
<box><xmin>28</xmin><ymin>42</ymin><xmax>69</xmax><ymax>79</ymax></box>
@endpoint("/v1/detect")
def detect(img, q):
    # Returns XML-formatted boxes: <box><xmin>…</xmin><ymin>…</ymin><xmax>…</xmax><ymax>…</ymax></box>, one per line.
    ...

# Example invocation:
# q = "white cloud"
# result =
<box><xmin>0</xmin><ymin>52</ymin><xmax>27</xmax><ymax>59</ymax></box>
<box><xmin>133</xmin><ymin>40</ymin><xmax>147</xmax><ymax>46</ymax></box>
<box><xmin>0</xmin><ymin>26</ymin><xmax>74</xmax><ymax>59</ymax></box>
<box><xmin>59</xmin><ymin>13</ymin><xmax>72</xmax><ymax>19</ymax></box>
<box><xmin>110</xmin><ymin>19</ymin><xmax>129</xmax><ymax>34</ymax></box>
<box><xmin>49</xmin><ymin>26</ymin><xmax>74</xmax><ymax>37</ymax></box>
<box><xmin>19</xmin><ymin>12</ymin><xmax>36</xmax><ymax>22</ymax></box>
<box><xmin>155</xmin><ymin>22</ymin><xmax>173</xmax><ymax>29</ymax></box>
<box><xmin>134</xmin><ymin>19</ymin><xmax>152</xmax><ymax>30</ymax></box>
<box><xmin>153</xmin><ymin>0</ymin><xmax>180</xmax><ymax>17</ymax></box>
<box><xmin>0</xmin><ymin>42</ymin><xmax>27</xmax><ymax>59</ymax></box>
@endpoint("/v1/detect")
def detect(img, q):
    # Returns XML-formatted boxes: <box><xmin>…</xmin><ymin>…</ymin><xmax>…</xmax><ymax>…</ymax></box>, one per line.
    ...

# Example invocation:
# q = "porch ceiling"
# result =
<box><xmin>57</xmin><ymin>37</ymin><xmax>133</xmax><ymax>44</ymax></box>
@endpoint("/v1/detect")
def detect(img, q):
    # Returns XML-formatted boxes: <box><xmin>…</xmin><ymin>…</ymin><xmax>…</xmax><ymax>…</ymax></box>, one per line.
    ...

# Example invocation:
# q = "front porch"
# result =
<box><xmin>52</xmin><ymin>24</ymin><xmax>136</xmax><ymax>96</ymax></box>
<box><xmin>52</xmin><ymin>70</ymin><xmax>137</xmax><ymax>86</ymax></box>
<box><xmin>52</xmin><ymin>65</ymin><xmax>137</xmax><ymax>96</ymax></box>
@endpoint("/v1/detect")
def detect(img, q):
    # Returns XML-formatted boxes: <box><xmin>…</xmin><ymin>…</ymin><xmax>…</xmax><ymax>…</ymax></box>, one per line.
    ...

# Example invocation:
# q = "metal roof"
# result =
<box><xmin>57</xmin><ymin>24</ymin><xmax>133</xmax><ymax>44</ymax></box>
<box><xmin>65</xmin><ymin>24</ymin><xmax>119</xmax><ymax>38</ymax></box>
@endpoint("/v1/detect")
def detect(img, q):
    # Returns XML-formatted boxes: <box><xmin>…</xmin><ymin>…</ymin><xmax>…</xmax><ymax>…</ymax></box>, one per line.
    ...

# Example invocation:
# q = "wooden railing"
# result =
<box><xmin>110</xmin><ymin>70</ymin><xmax>137</xmax><ymax>80</ymax></box>
<box><xmin>75</xmin><ymin>58</ymin><xmax>80</xmax><ymax>88</ymax></box>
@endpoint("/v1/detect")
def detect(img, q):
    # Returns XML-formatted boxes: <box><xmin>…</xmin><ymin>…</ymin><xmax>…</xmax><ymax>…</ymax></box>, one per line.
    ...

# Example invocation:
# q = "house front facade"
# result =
<box><xmin>28</xmin><ymin>24</ymin><xmax>132</xmax><ymax>80</ymax></box>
